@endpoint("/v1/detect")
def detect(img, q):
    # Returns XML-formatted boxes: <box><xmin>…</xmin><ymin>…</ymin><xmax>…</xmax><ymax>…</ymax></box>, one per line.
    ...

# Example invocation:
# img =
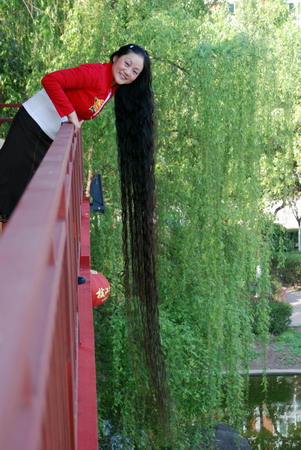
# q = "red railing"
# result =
<box><xmin>0</xmin><ymin>123</ymin><xmax>98</xmax><ymax>449</ymax></box>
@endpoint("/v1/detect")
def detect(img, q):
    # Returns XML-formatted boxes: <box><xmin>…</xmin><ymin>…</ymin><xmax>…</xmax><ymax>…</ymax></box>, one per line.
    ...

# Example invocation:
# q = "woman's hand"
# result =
<box><xmin>67</xmin><ymin>111</ymin><xmax>84</xmax><ymax>134</ymax></box>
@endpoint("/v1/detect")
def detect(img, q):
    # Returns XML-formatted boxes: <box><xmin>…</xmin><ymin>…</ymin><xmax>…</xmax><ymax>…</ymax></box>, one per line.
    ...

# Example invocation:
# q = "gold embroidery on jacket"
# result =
<box><xmin>89</xmin><ymin>97</ymin><xmax>104</xmax><ymax>114</ymax></box>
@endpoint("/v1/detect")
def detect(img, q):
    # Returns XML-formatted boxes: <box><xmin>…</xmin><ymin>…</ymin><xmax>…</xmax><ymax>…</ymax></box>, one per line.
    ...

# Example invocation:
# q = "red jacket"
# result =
<box><xmin>41</xmin><ymin>62</ymin><xmax>119</xmax><ymax>121</ymax></box>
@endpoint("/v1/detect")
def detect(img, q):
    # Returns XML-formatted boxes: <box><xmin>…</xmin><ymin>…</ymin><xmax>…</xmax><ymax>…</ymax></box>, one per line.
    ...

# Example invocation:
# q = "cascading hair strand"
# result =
<box><xmin>113</xmin><ymin>43</ymin><xmax>173</xmax><ymax>445</ymax></box>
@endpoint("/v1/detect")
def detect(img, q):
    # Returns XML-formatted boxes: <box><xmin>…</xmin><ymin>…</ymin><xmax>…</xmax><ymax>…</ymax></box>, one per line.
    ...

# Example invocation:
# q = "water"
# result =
<box><xmin>244</xmin><ymin>376</ymin><xmax>301</xmax><ymax>449</ymax></box>
<box><xmin>99</xmin><ymin>376</ymin><xmax>301</xmax><ymax>448</ymax></box>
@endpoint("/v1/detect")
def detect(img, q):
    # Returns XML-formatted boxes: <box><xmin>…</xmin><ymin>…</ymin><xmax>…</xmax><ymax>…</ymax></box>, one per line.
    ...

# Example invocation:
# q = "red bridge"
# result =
<box><xmin>0</xmin><ymin>107</ymin><xmax>98</xmax><ymax>450</ymax></box>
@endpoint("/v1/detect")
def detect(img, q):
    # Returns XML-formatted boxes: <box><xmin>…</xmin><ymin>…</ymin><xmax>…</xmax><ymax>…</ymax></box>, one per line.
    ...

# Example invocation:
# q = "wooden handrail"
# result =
<box><xmin>0</xmin><ymin>103</ymin><xmax>22</xmax><ymax>107</ymax></box>
<box><xmin>0</xmin><ymin>103</ymin><xmax>21</xmax><ymax>126</ymax></box>
<box><xmin>0</xmin><ymin>124</ymin><xmax>98</xmax><ymax>449</ymax></box>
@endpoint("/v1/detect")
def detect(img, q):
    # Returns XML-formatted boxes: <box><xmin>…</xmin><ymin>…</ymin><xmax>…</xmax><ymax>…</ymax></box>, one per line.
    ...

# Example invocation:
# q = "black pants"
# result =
<box><xmin>0</xmin><ymin>107</ymin><xmax>53</xmax><ymax>222</ymax></box>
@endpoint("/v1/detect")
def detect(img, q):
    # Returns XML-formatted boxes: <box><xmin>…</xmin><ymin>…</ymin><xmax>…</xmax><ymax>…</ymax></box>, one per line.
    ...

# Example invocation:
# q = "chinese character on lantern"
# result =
<box><xmin>96</xmin><ymin>288</ymin><xmax>105</xmax><ymax>299</ymax></box>
<box><xmin>90</xmin><ymin>270</ymin><xmax>111</xmax><ymax>307</ymax></box>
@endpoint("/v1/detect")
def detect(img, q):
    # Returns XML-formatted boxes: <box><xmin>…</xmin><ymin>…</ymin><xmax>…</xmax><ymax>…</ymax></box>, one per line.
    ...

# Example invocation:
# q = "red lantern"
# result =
<box><xmin>90</xmin><ymin>270</ymin><xmax>110</xmax><ymax>307</ymax></box>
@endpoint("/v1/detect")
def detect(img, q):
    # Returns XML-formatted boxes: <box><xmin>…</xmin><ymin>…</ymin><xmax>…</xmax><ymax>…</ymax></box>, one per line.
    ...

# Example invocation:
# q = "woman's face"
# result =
<box><xmin>112</xmin><ymin>51</ymin><xmax>144</xmax><ymax>85</ymax></box>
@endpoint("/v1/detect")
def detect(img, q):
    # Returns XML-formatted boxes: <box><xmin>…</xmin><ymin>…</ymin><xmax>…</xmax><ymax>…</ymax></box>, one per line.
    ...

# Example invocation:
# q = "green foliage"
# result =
<box><xmin>284</xmin><ymin>230</ymin><xmax>298</xmax><ymax>253</ymax></box>
<box><xmin>271</xmin><ymin>223</ymin><xmax>291</xmax><ymax>253</ymax></box>
<box><xmin>275</xmin><ymin>328</ymin><xmax>301</xmax><ymax>359</ymax></box>
<box><xmin>2</xmin><ymin>0</ymin><xmax>301</xmax><ymax>446</ymax></box>
<box><xmin>274</xmin><ymin>255</ymin><xmax>301</xmax><ymax>285</ymax></box>
<box><xmin>285</xmin><ymin>230</ymin><xmax>299</xmax><ymax>252</ymax></box>
<box><xmin>268</xmin><ymin>300</ymin><xmax>293</xmax><ymax>335</ymax></box>
<box><xmin>286</xmin><ymin>250</ymin><xmax>301</xmax><ymax>261</ymax></box>
<box><xmin>0</xmin><ymin>0</ymin><xmax>75</xmax><ymax>100</ymax></box>
<box><xmin>252</xmin><ymin>297</ymin><xmax>292</xmax><ymax>337</ymax></box>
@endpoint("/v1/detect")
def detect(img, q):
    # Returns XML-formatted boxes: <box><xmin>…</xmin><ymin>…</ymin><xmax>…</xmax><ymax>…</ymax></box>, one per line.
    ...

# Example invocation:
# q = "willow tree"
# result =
<box><xmin>239</xmin><ymin>0</ymin><xmax>301</xmax><ymax>248</ymax></box>
<box><xmin>89</xmin><ymin>1</ymin><xmax>295</xmax><ymax>445</ymax></box>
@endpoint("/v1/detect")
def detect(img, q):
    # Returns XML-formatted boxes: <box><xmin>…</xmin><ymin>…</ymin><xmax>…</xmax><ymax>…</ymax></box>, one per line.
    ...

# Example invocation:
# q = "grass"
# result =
<box><xmin>250</xmin><ymin>328</ymin><xmax>301</xmax><ymax>368</ymax></box>
<box><xmin>285</xmin><ymin>251</ymin><xmax>301</xmax><ymax>262</ymax></box>
<box><xmin>274</xmin><ymin>328</ymin><xmax>301</xmax><ymax>360</ymax></box>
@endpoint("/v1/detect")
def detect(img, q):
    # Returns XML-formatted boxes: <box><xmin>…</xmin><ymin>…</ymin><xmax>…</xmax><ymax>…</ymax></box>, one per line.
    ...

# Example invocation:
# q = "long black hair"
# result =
<box><xmin>112</xmin><ymin>44</ymin><xmax>172</xmax><ymax>444</ymax></box>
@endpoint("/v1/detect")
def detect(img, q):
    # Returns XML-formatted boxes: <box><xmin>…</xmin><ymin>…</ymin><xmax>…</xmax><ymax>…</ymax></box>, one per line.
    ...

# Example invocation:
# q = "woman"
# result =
<box><xmin>0</xmin><ymin>43</ymin><xmax>147</xmax><ymax>222</ymax></box>
<box><xmin>0</xmin><ymin>43</ymin><xmax>171</xmax><ymax>442</ymax></box>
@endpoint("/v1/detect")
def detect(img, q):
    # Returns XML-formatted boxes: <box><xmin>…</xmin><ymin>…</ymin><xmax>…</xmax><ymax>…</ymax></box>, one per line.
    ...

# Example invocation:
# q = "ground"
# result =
<box><xmin>249</xmin><ymin>287</ymin><xmax>301</xmax><ymax>372</ymax></box>
<box><xmin>249</xmin><ymin>327</ymin><xmax>301</xmax><ymax>371</ymax></box>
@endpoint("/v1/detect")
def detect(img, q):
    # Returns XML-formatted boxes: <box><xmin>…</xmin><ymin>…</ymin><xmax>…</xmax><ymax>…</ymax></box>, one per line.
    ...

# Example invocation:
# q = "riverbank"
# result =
<box><xmin>249</xmin><ymin>327</ymin><xmax>301</xmax><ymax>373</ymax></box>
<box><xmin>248</xmin><ymin>287</ymin><xmax>301</xmax><ymax>374</ymax></box>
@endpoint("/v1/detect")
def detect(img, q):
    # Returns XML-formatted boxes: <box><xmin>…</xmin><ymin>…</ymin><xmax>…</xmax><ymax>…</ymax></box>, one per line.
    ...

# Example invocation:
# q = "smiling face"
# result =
<box><xmin>112</xmin><ymin>51</ymin><xmax>144</xmax><ymax>85</ymax></box>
